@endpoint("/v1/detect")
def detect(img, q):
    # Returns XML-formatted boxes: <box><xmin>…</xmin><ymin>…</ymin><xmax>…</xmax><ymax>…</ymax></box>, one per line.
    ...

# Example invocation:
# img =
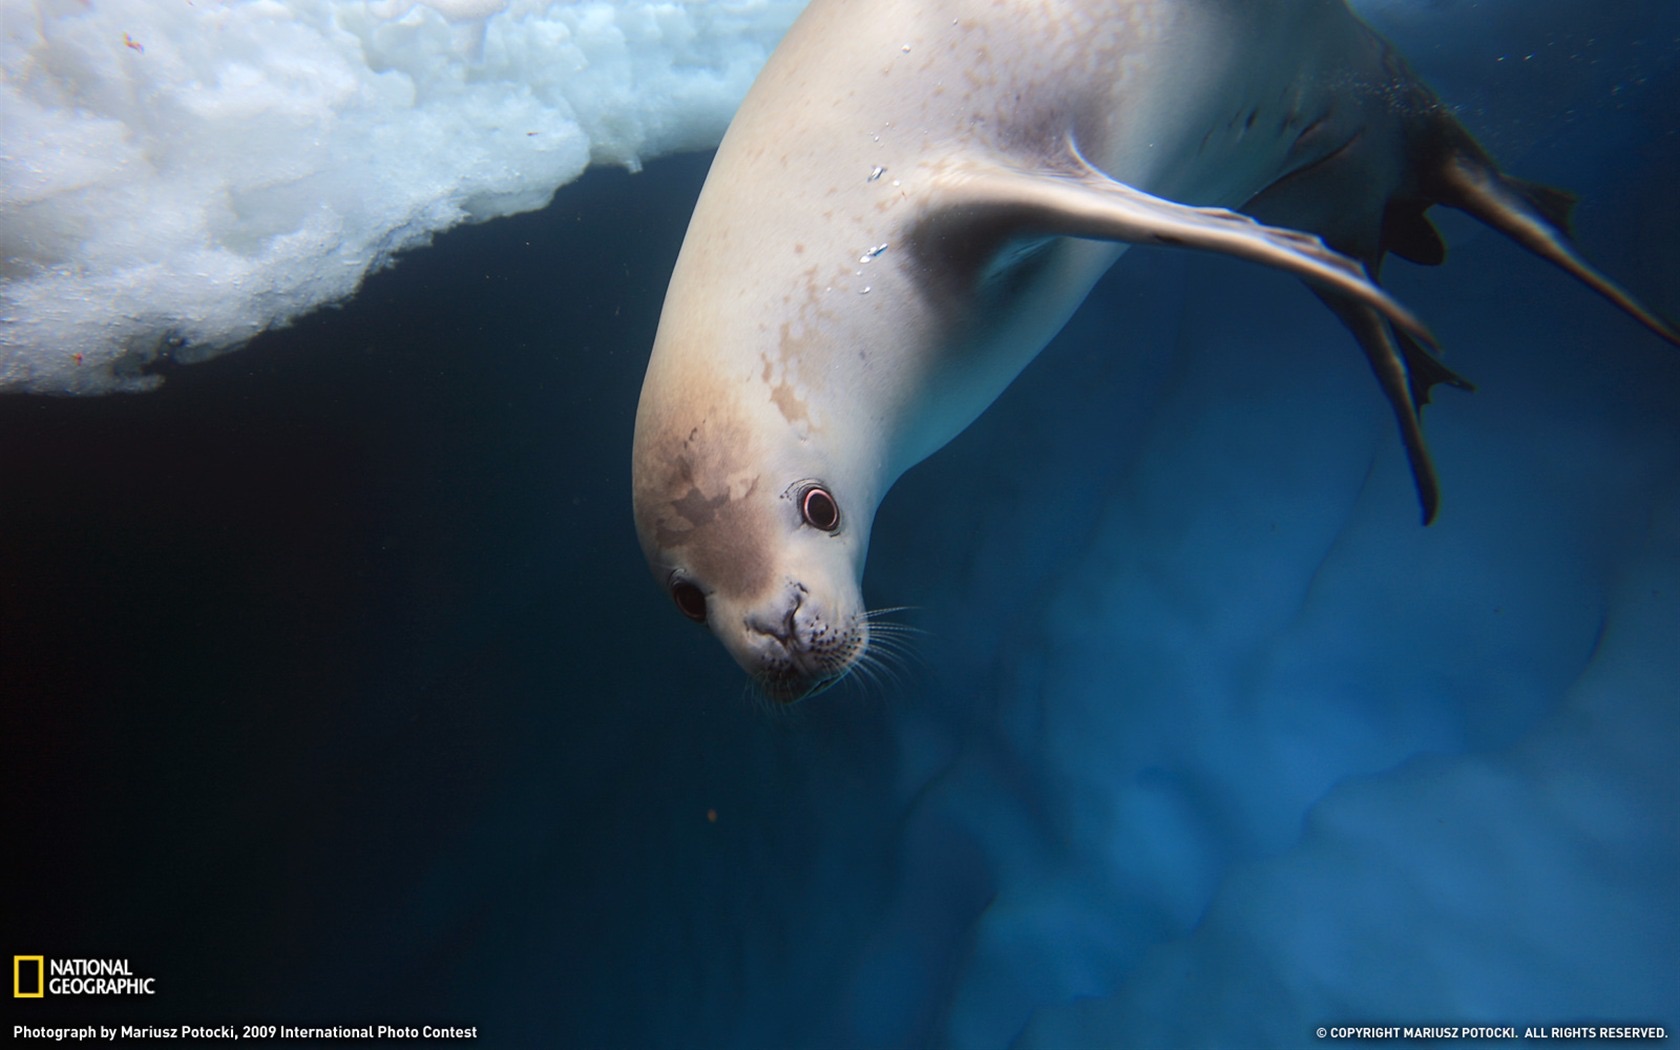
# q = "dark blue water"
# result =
<box><xmin>4</xmin><ymin>10</ymin><xmax>1678</xmax><ymax>1046</ymax></box>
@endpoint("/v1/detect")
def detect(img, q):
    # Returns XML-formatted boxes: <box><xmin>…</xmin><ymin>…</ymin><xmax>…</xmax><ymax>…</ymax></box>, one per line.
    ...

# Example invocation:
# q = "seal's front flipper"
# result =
<box><xmin>1432</xmin><ymin>149</ymin><xmax>1680</xmax><ymax>347</ymax></box>
<box><xmin>918</xmin><ymin>154</ymin><xmax>1435</xmax><ymax>349</ymax></box>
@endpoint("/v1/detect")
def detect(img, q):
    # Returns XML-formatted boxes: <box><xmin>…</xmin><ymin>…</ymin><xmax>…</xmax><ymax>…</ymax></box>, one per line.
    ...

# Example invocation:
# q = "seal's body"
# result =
<box><xmin>632</xmin><ymin>0</ymin><xmax>1676</xmax><ymax>701</ymax></box>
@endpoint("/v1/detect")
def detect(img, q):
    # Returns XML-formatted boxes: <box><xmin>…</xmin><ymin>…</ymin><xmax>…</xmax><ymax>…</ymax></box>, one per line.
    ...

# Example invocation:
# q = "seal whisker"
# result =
<box><xmin>740</xmin><ymin>677</ymin><xmax>775</xmax><ymax>717</ymax></box>
<box><xmin>867</xmin><ymin>650</ymin><xmax>913</xmax><ymax>694</ymax></box>
<box><xmin>850</xmin><ymin>613</ymin><xmax>924</xmax><ymax>698</ymax></box>
<box><xmin>863</xmin><ymin>620</ymin><xmax>924</xmax><ymax>635</ymax></box>
<box><xmin>844</xmin><ymin>649</ymin><xmax>904</xmax><ymax>704</ymax></box>
<box><xmin>839</xmin><ymin>659</ymin><xmax>887</xmax><ymax>702</ymax></box>
<box><xmin>860</xmin><ymin>607</ymin><xmax>927</xmax><ymax>683</ymax></box>
<box><xmin>865</xmin><ymin>645</ymin><xmax>922</xmax><ymax>692</ymax></box>
<box><xmin>862</xmin><ymin>607</ymin><xmax>926</xmax><ymax>634</ymax></box>
<box><xmin>862</xmin><ymin>604</ymin><xmax>921</xmax><ymax>619</ymax></box>
<box><xmin>864</xmin><ymin>624</ymin><xmax>925</xmax><ymax>642</ymax></box>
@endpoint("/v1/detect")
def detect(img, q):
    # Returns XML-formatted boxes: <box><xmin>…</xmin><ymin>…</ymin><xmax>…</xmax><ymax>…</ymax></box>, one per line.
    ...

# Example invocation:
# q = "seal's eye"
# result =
<box><xmin>670</xmin><ymin>579</ymin><xmax>708</xmax><ymax>622</ymax></box>
<box><xmin>800</xmin><ymin>485</ymin><xmax>840</xmax><ymax>532</ymax></box>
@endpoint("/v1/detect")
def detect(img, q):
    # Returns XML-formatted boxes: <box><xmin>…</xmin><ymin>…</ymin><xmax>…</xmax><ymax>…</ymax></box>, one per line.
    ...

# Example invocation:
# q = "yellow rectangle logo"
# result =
<box><xmin>14</xmin><ymin>956</ymin><xmax>44</xmax><ymax>997</ymax></box>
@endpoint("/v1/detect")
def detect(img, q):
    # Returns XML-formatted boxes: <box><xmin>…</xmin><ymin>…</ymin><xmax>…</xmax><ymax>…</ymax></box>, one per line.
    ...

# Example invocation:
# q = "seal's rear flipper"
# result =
<box><xmin>917</xmin><ymin>143</ymin><xmax>1674</xmax><ymax>525</ymax></box>
<box><xmin>917</xmin><ymin>153</ymin><xmax>1462</xmax><ymax>517</ymax></box>
<box><xmin>1432</xmin><ymin>148</ymin><xmax>1680</xmax><ymax>347</ymax></box>
<box><xmin>1326</xmin><ymin>126</ymin><xmax>1680</xmax><ymax>521</ymax></box>
<box><xmin>918</xmin><ymin>154</ymin><xmax>1436</xmax><ymax>349</ymax></box>
<box><xmin>1313</xmin><ymin>291</ymin><xmax>1473</xmax><ymax>524</ymax></box>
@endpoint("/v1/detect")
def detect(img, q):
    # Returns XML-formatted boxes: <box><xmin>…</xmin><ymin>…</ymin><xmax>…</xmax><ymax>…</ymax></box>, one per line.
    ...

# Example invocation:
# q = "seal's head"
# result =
<box><xmin>632</xmin><ymin>403</ymin><xmax>875</xmax><ymax>703</ymax></box>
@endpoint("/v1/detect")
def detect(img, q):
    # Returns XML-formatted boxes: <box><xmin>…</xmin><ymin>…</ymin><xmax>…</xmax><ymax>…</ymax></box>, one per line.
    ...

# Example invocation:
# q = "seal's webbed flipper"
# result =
<box><xmin>917</xmin><ymin>152</ymin><xmax>1461</xmax><ymax>520</ymax></box>
<box><xmin>1432</xmin><ymin>147</ymin><xmax>1680</xmax><ymax>348</ymax></box>
<box><xmin>1326</xmin><ymin>119</ymin><xmax>1679</xmax><ymax>521</ymax></box>
<box><xmin>919</xmin><ymin>154</ymin><xmax>1436</xmax><ymax>349</ymax></box>
<box><xmin>1311</xmin><ymin>290</ymin><xmax>1473</xmax><ymax>524</ymax></box>
<box><xmin>1394</xmin><ymin>327</ymin><xmax>1474</xmax><ymax>410</ymax></box>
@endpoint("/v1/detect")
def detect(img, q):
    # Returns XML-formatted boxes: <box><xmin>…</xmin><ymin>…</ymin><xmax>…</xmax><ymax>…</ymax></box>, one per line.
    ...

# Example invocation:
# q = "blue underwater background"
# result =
<box><xmin>3</xmin><ymin>4</ymin><xmax>1678</xmax><ymax>1047</ymax></box>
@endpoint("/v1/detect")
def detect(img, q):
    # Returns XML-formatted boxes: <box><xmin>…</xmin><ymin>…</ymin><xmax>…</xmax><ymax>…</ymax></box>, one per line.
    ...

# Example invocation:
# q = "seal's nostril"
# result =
<box><xmin>748</xmin><ymin>609</ymin><xmax>792</xmax><ymax>644</ymax></box>
<box><xmin>747</xmin><ymin>586</ymin><xmax>807</xmax><ymax>645</ymax></box>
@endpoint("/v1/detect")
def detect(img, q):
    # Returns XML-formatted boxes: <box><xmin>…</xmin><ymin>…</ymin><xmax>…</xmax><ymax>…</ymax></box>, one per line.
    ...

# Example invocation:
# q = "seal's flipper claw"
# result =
<box><xmin>1434</xmin><ymin>151</ymin><xmax>1680</xmax><ymax>347</ymax></box>
<box><xmin>1311</xmin><ymin>289</ymin><xmax>1471</xmax><ymax>525</ymax></box>
<box><xmin>921</xmin><ymin>157</ymin><xmax>1436</xmax><ymax>349</ymax></box>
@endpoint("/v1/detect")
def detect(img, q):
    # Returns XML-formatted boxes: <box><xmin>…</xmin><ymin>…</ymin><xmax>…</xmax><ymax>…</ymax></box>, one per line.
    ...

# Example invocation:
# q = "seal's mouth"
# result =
<box><xmin>755</xmin><ymin>665</ymin><xmax>847</xmax><ymax>704</ymax></box>
<box><xmin>751</xmin><ymin>628</ymin><xmax>857</xmax><ymax>703</ymax></box>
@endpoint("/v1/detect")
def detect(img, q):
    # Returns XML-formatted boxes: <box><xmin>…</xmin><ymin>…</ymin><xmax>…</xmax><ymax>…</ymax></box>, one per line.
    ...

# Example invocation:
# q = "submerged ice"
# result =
<box><xmin>898</xmin><ymin>251</ymin><xmax>1680</xmax><ymax>1046</ymax></box>
<box><xmin>0</xmin><ymin>0</ymin><xmax>802</xmax><ymax>394</ymax></box>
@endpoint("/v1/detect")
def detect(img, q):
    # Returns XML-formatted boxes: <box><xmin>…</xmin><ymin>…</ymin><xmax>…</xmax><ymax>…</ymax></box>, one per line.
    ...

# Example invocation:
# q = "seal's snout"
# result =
<box><xmin>745</xmin><ymin>592</ymin><xmax>800</xmax><ymax>646</ymax></box>
<box><xmin>739</xmin><ymin>584</ymin><xmax>865</xmax><ymax>703</ymax></box>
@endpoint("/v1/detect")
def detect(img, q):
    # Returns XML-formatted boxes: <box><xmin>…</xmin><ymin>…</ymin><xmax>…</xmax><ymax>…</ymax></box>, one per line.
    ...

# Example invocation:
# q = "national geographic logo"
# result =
<box><xmin>13</xmin><ymin>956</ymin><xmax>157</xmax><ymax>997</ymax></box>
